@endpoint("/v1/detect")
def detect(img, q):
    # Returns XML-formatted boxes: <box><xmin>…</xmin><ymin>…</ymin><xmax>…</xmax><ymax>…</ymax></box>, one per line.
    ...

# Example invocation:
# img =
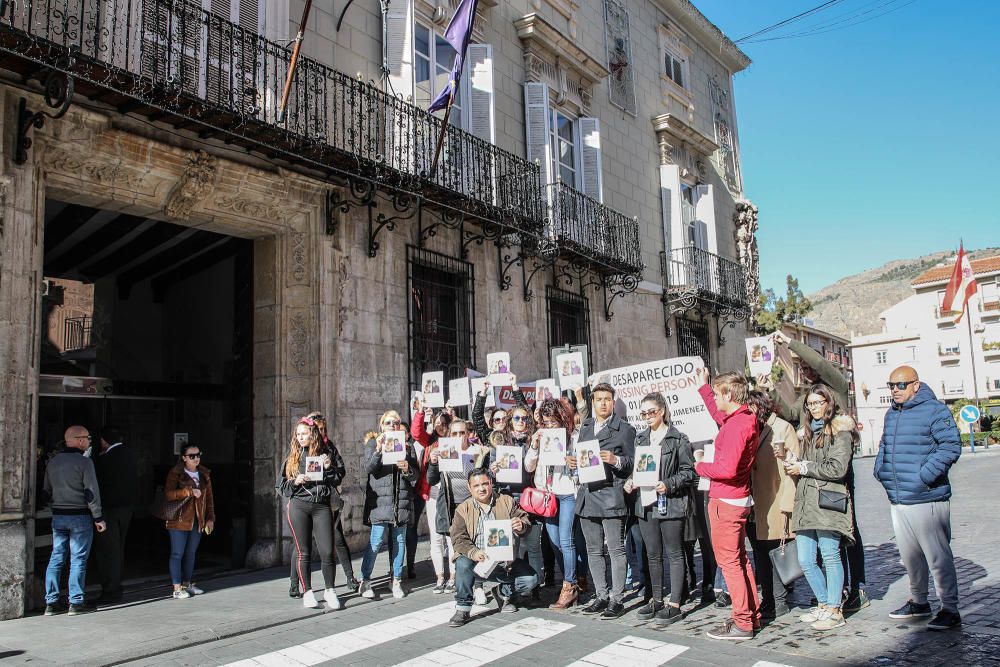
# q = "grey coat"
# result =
<box><xmin>790</xmin><ymin>416</ymin><xmax>856</xmax><ymax>543</ymax></box>
<box><xmin>363</xmin><ymin>438</ymin><xmax>419</xmax><ymax>526</ymax></box>
<box><xmin>575</xmin><ymin>413</ymin><xmax>636</xmax><ymax>518</ymax></box>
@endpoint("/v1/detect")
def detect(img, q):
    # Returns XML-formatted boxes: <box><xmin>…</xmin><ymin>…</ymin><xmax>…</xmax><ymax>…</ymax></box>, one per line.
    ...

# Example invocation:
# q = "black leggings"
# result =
<box><xmin>289</xmin><ymin>511</ymin><xmax>355</xmax><ymax>589</ymax></box>
<box><xmin>638</xmin><ymin>517</ymin><xmax>686</xmax><ymax>604</ymax></box>
<box><xmin>287</xmin><ymin>498</ymin><xmax>336</xmax><ymax>591</ymax></box>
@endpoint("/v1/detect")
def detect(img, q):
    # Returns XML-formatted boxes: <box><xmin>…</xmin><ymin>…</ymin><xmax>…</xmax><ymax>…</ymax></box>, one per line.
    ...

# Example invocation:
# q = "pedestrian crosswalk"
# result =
<box><xmin>218</xmin><ymin>597</ymin><xmax>799</xmax><ymax>667</ymax></box>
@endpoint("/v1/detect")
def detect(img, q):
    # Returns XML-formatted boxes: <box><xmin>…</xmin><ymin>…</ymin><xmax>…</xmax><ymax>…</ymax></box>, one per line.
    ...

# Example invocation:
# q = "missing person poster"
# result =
<box><xmin>305</xmin><ymin>456</ymin><xmax>324</xmax><ymax>481</ymax></box>
<box><xmin>632</xmin><ymin>445</ymin><xmax>660</xmax><ymax>487</ymax></box>
<box><xmin>484</xmin><ymin>519</ymin><xmax>514</xmax><ymax>561</ymax></box>
<box><xmin>421</xmin><ymin>371</ymin><xmax>445</xmax><ymax>408</ymax></box>
<box><xmin>589</xmin><ymin>356</ymin><xmax>718</xmax><ymax>446</ymax></box>
<box><xmin>494</xmin><ymin>446</ymin><xmax>522</xmax><ymax>483</ymax></box>
<box><xmin>381</xmin><ymin>431</ymin><xmax>407</xmax><ymax>464</ymax></box>
<box><xmin>470</xmin><ymin>376</ymin><xmax>496</xmax><ymax>408</ymax></box>
<box><xmin>449</xmin><ymin>377</ymin><xmax>471</xmax><ymax>407</ymax></box>
<box><xmin>556</xmin><ymin>352</ymin><xmax>586</xmax><ymax>390</ymax></box>
<box><xmin>486</xmin><ymin>352</ymin><xmax>512</xmax><ymax>385</ymax></box>
<box><xmin>575</xmin><ymin>440</ymin><xmax>605</xmax><ymax>484</ymax></box>
<box><xmin>537</xmin><ymin>428</ymin><xmax>568</xmax><ymax>466</ymax></box>
<box><xmin>436</xmin><ymin>436</ymin><xmax>463</xmax><ymax>472</ymax></box>
<box><xmin>534</xmin><ymin>378</ymin><xmax>559</xmax><ymax>403</ymax></box>
<box><xmin>745</xmin><ymin>336</ymin><xmax>775</xmax><ymax>377</ymax></box>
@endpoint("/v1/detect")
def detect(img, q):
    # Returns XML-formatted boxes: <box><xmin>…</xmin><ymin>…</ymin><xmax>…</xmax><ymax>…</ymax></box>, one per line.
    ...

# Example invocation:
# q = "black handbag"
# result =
<box><xmin>818</xmin><ymin>488</ymin><xmax>848</xmax><ymax>513</ymax></box>
<box><xmin>768</xmin><ymin>519</ymin><xmax>803</xmax><ymax>586</ymax></box>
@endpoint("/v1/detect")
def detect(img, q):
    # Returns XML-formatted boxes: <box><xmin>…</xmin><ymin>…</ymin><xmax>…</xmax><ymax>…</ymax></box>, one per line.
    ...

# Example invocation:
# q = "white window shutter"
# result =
<box><xmin>578</xmin><ymin>117</ymin><xmax>603</xmax><ymax>202</ymax></box>
<box><xmin>468</xmin><ymin>44</ymin><xmax>495</xmax><ymax>144</ymax></box>
<box><xmin>524</xmin><ymin>82</ymin><xmax>553</xmax><ymax>185</ymax></box>
<box><xmin>384</xmin><ymin>0</ymin><xmax>414</xmax><ymax>101</ymax></box>
<box><xmin>694</xmin><ymin>184</ymin><xmax>717</xmax><ymax>254</ymax></box>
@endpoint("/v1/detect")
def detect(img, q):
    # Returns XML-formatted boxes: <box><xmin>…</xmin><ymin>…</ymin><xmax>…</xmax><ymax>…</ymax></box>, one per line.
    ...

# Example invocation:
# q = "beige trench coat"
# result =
<box><xmin>751</xmin><ymin>414</ymin><xmax>800</xmax><ymax>540</ymax></box>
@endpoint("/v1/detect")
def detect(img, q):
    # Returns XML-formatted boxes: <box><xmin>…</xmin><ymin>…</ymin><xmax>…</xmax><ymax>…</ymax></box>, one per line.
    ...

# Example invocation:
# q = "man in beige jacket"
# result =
<box><xmin>747</xmin><ymin>390</ymin><xmax>800</xmax><ymax>619</ymax></box>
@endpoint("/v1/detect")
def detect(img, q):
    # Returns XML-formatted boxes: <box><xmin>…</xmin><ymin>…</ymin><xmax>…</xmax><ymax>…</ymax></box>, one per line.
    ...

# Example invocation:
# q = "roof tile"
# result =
<box><xmin>911</xmin><ymin>255</ymin><xmax>1000</xmax><ymax>286</ymax></box>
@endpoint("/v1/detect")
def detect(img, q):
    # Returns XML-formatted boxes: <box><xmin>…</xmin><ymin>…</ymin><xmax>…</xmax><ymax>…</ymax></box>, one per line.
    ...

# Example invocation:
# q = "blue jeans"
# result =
<box><xmin>453</xmin><ymin>556</ymin><xmax>538</xmax><ymax>611</ymax></box>
<box><xmin>46</xmin><ymin>514</ymin><xmax>94</xmax><ymax>604</ymax></box>
<box><xmin>543</xmin><ymin>494</ymin><xmax>586</xmax><ymax>584</ymax></box>
<box><xmin>361</xmin><ymin>523</ymin><xmax>406</xmax><ymax>579</ymax></box>
<box><xmin>168</xmin><ymin>523</ymin><xmax>202</xmax><ymax>585</ymax></box>
<box><xmin>796</xmin><ymin>529</ymin><xmax>845</xmax><ymax>608</ymax></box>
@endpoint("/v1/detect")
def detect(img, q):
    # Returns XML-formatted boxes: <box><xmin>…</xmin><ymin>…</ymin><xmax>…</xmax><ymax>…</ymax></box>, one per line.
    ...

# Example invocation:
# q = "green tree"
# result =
<box><xmin>754</xmin><ymin>274</ymin><xmax>813</xmax><ymax>334</ymax></box>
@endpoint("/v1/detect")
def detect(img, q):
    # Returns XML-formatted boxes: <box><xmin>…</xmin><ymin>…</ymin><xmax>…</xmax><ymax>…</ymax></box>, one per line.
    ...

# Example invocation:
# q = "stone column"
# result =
<box><xmin>0</xmin><ymin>87</ymin><xmax>46</xmax><ymax>619</ymax></box>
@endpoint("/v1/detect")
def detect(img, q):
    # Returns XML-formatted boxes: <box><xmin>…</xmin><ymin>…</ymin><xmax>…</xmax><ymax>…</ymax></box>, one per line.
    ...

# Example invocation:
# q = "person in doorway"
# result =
<box><xmin>43</xmin><ymin>425</ymin><xmax>106</xmax><ymax>616</ymax></box>
<box><xmin>277</xmin><ymin>417</ymin><xmax>345</xmax><ymax>610</ymax></box>
<box><xmin>92</xmin><ymin>426</ymin><xmax>138</xmax><ymax>604</ymax></box>
<box><xmin>875</xmin><ymin>366</ymin><xmax>962</xmax><ymax>630</ymax></box>
<box><xmin>359</xmin><ymin>411</ymin><xmax>419</xmax><ymax>600</ymax></box>
<box><xmin>448</xmin><ymin>469</ymin><xmax>538</xmax><ymax>627</ymax></box>
<box><xmin>567</xmin><ymin>382</ymin><xmax>636</xmax><ymax>620</ymax></box>
<box><xmin>163</xmin><ymin>443</ymin><xmax>215</xmax><ymax>600</ymax></box>
<box><xmin>693</xmin><ymin>369</ymin><xmax>760</xmax><ymax>641</ymax></box>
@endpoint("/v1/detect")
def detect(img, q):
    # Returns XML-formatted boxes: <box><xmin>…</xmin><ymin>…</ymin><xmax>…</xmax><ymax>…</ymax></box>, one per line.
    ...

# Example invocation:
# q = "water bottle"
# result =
<box><xmin>656</xmin><ymin>492</ymin><xmax>667</xmax><ymax>515</ymax></box>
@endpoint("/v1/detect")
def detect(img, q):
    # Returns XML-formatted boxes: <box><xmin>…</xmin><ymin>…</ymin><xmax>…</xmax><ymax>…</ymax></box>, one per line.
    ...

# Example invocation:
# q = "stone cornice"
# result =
<box><xmin>514</xmin><ymin>13</ymin><xmax>611</xmax><ymax>84</ymax></box>
<box><xmin>652</xmin><ymin>112</ymin><xmax>718</xmax><ymax>158</ymax></box>
<box><xmin>656</xmin><ymin>0</ymin><xmax>751</xmax><ymax>73</ymax></box>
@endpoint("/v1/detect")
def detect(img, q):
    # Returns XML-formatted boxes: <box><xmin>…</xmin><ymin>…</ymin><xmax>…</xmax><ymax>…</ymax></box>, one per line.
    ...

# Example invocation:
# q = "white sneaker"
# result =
<box><xmin>302</xmin><ymin>590</ymin><xmax>320</xmax><ymax>608</ymax></box>
<box><xmin>172</xmin><ymin>588</ymin><xmax>191</xmax><ymax>599</ymax></box>
<box><xmin>359</xmin><ymin>580</ymin><xmax>375</xmax><ymax>599</ymax></box>
<box><xmin>799</xmin><ymin>604</ymin><xmax>827</xmax><ymax>623</ymax></box>
<box><xmin>186</xmin><ymin>584</ymin><xmax>204</xmax><ymax>596</ymax></box>
<box><xmin>325</xmin><ymin>588</ymin><xmax>342</xmax><ymax>610</ymax></box>
<box><xmin>473</xmin><ymin>586</ymin><xmax>487</xmax><ymax>606</ymax></box>
<box><xmin>392</xmin><ymin>579</ymin><xmax>405</xmax><ymax>599</ymax></box>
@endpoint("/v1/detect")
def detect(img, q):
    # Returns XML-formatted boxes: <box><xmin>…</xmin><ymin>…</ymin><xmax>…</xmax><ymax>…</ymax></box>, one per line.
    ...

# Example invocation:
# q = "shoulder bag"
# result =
<box><xmin>519</xmin><ymin>466</ymin><xmax>557</xmax><ymax>517</ymax></box>
<box><xmin>150</xmin><ymin>487</ymin><xmax>191</xmax><ymax>522</ymax></box>
<box><xmin>768</xmin><ymin>517</ymin><xmax>803</xmax><ymax>586</ymax></box>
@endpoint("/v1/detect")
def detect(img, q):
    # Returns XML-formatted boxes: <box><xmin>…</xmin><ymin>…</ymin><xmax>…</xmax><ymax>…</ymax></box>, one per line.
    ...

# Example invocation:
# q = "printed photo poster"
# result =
<box><xmin>745</xmin><ymin>336</ymin><xmax>775</xmax><ymax>377</ymax></box>
<box><xmin>534</xmin><ymin>378</ymin><xmax>559</xmax><ymax>403</ymax></box>
<box><xmin>449</xmin><ymin>377</ymin><xmax>471</xmax><ymax>407</ymax></box>
<box><xmin>494</xmin><ymin>446</ymin><xmax>523</xmax><ymax>483</ymax></box>
<box><xmin>470</xmin><ymin>376</ymin><xmax>496</xmax><ymax>408</ymax></box>
<box><xmin>556</xmin><ymin>351</ymin><xmax>586</xmax><ymax>390</ymax></box>
<box><xmin>486</xmin><ymin>352</ymin><xmax>512</xmax><ymax>385</ymax></box>
<box><xmin>435</xmin><ymin>436</ymin><xmax>464</xmax><ymax>472</ymax></box>
<box><xmin>305</xmin><ymin>456</ymin><xmax>325</xmax><ymax>481</ymax></box>
<box><xmin>409</xmin><ymin>391</ymin><xmax>423</xmax><ymax>419</ymax></box>
<box><xmin>537</xmin><ymin>428</ymin><xmax>568</xmax><ymax>466</ymax></box>
<box><xmin>697</xmin><ymin>443</ymin><xmax>715</xmax><ymax>491</ymax></box>
<box><xmin>575</xmin><ymin>439</ymin><xmax>606</xmax><ymax>484</ymax></box>
<box><xmin>588</xmin><ymin>356</ymin><xmax>718</xmax><ymax>446</ymax></box>
<box><xmin>381</xmin><ymin>430</ymin><xmax>407</xmax><ymax>464</ymax></box>
<box><xmin>421</xmin><ymin>371</ymin><xmax>445</xmax><ymax>408</ymax></box>
<box><xmin>632</xmin><ymin>445</ymin><xmax>660</xmax><ymax>487</ymax></box>
<box><xmin>461</xmin><ymin>445</ymin><xmax>483</xmax><ymax>470</ymax></box>
<box><xmin>484</xmin><ymin>519</ymin><xmax>515</xmax><ymax>561</ymax></box>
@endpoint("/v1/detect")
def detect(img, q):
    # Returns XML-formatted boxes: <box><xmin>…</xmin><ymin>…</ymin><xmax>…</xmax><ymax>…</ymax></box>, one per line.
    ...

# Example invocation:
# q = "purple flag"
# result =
<box><xmin>428</xmin><ymin>0</ymin><xmax>480</xmax><ymax>113</ymax></box>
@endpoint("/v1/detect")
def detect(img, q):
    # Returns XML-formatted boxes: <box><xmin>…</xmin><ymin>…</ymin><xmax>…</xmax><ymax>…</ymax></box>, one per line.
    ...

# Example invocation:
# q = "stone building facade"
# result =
<box><xmin>0</xmin><ymin>0</ymin><xmax>755</xmax><ymax>618</ymax></box>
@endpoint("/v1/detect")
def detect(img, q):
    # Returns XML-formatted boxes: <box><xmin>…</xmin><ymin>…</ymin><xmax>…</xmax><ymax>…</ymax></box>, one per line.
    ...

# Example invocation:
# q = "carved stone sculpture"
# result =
<box><xmin>164</xmin><ymin>151</ymin><xmax>218</xmax><ymax>220</ymax></box>
<box><xmin>734</xmin><ymin>199</ymin><xmax>760</xmax><ymax>309</ymax></box>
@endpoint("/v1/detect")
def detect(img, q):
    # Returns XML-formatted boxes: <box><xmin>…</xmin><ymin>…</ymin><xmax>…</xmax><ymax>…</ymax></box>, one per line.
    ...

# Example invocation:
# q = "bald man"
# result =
<box><xmin>42</xmin><ymin>425</ymin><xmax>106</xmax><ymax>616</ymax></box>
<box><xmin>874</xmin><ymin>366</ymin><xmax>961</xmax><ymax>630</ymax></box>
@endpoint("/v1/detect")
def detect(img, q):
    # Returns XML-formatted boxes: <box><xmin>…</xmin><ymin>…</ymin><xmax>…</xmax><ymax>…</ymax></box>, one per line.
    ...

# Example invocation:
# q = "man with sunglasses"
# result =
<box><xmin>875</xmin><ymin>366</ymin><xmax>962</xmax><ymax>630</ymax></box>
<box><xmin>43</xmin><ymin>426</ymin><xmax>106</xmax><ymax>616</ymax></box>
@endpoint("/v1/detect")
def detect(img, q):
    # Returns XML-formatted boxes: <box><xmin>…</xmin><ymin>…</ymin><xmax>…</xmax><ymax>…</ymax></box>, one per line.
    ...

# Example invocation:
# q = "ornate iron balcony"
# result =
<box><xmin>548</xmin><ymin>181</ymin><xmax>643</xmax><ymax>275</ymax></box>
<box><xmin>662</xmin><ymin>245</ymin><xmax>749</xmax><ymax>312</ymax></box>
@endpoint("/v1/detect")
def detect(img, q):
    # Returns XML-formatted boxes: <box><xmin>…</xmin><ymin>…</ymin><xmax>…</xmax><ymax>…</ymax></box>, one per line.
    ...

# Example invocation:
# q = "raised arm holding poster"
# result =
<box><xmin>588</xmin><ymin>356</ymin><xmax>719</xmax><ymax>446</ymax></box>
<box><xmin>422</xmin><ymin>371</ymin><xmax>445</xmax><ymax>408</ymax></box>
<box><xmin>745</xmin><ymin>336</ymin><xmax>774</xmax><ymax>377</ymax></box>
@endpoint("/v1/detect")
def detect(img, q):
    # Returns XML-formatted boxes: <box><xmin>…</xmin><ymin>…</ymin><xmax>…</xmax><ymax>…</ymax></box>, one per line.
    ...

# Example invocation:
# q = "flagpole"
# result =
<box><xmin>429</xmin><ymin>86</ymin><xmax>457</xmax><ymax>178</ymax></box>
<box><xmin>277</xmin><ymin>0</ymin><xmax>314</xmax><ymax>124</ymax></box>
<box><xmin>966</xmin><ymin>307</ymin><xmax>982</xmax><ymax>407</ymax></box>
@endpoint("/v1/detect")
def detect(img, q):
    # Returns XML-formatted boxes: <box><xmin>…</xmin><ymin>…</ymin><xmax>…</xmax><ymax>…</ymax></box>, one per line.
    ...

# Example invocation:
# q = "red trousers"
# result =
<box><xmin>708</xmin><ymin>498</ymin><xmax>760</xmax><ymax>631</ymax></box>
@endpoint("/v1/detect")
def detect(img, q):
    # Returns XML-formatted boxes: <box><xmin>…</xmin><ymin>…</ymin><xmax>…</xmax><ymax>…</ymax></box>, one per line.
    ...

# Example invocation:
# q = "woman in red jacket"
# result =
<box><xmin>163</xmin><ymin>443</ymin><xmax>215</xmax><ymax>599</ymax></box>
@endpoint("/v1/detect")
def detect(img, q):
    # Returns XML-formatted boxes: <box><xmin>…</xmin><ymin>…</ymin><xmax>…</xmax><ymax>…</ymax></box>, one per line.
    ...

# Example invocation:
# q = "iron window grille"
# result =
<box><xmin>546</xmin><ymin>285</ymin><xmax>592</xmax><ymax>370</ymax></box>
<box><xmin>676</xmin><ymin>316</ymin><xmax>711</xmax><ymax>368</ymax></box>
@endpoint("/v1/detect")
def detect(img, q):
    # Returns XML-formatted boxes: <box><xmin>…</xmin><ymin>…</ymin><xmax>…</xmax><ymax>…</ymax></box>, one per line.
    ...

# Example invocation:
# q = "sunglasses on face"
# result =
<box><xmin>806</xmin><ymin>400</ymin><xmax>828</xmax><ymax>409</ymax></box>
<box><xmin>383</xmin><ymin>420</ymin><xmax>402</xmax><ymax>427</ymax></box>
<box><xmin>639</xmin><ymin>409</ymin><xmax>660</xmax><ymax>418</ymax></box>
<box><xmin>450</xmin><ymin>430</ymin><xmax>468</xmax><ymax>436</ymax></box>
<box><xmin>511</xmin><ymin>415</ymin><xmax>529</xmax><ymax>423</ymax></box>
<box><xmin>184</xmin><ymin>453</ymin><xmax>202</xmax><ymax>459</ymax></box>
<box><xmin>491</xmin><ymin>416</ymin><xmax>507</xmax><ymax>424</ymax></box>
<box><xmin>887</xmin><ymin>380</ymin><xmax>917</xmax><ymax>391</ymax></box>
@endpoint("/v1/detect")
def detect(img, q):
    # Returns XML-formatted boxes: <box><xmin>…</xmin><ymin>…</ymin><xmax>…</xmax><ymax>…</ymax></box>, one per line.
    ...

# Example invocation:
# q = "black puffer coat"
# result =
<box><xmin>363</xmin><ymin>437</ymin><xmax>419</xmax><ymax>526</ymax></box>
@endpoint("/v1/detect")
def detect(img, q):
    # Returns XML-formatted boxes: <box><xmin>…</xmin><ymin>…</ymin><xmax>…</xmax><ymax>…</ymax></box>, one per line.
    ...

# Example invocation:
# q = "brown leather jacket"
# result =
<box><xmin>164</xmin><ymin>463</ymin><xmax>215</xmax><ymax>532</ymax></box>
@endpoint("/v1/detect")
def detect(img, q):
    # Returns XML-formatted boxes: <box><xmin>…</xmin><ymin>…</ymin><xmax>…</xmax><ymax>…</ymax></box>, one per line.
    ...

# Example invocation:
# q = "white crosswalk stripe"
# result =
<box><xmin>220</xmin><ymin>601</ymin><xmax>469</xmax><ymax>666</ymax></box>
<box><xmin>750</xmin><ymin>662</ymin><xmax>796</xmax><ymax>667</ymax></box>
<box><xmin>391</xmin><ymin>616</ymin><xmax>574</xmax><ymax>667</ymax></box>
<box><xmin>565</xmin><ymin>635</ymin><xmax>688</xmax><ymax>666</ymax></box>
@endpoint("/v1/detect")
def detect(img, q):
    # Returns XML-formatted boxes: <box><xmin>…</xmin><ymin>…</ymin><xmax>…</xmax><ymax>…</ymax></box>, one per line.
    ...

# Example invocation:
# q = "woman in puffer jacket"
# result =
<box><xmin>784</xmin><ymin>384</ymin><xmax>858</xmax><ymax>632</ymax></box>
<box><xmin>359</xmin><ymin>410</ymin><xmax>419</xmax><ymax>600</ymax></box>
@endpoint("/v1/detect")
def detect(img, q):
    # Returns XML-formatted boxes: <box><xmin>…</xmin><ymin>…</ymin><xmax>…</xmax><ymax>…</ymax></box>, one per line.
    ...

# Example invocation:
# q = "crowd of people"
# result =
<box><xmin>41</xmin><ymin>334</ymin><xmax>964</xmax><ymax>642</ymax></box>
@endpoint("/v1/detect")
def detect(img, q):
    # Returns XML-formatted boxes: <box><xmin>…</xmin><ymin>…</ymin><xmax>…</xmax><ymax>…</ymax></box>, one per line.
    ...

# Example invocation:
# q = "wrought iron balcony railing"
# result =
<box><xmin>548</xmin><ymin>181</ymin><xmax>643</xmax><ymax>275</ymax></box>
<box><xmin>1</xmin><ymin>0</ymin><xmax>543</xmax><ymax>233</ymax></box>
<box><xmin>662</xmin><ymin>245</ymin><xmax>749</xmax><ymax>311</ymax></box>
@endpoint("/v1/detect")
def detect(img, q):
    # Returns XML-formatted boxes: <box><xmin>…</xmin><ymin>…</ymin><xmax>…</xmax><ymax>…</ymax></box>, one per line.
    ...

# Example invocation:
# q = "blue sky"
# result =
<box><xmin>694</xmin><ymin>0</ymin><xmax>1000</xmax><ymax>295</ymax></box>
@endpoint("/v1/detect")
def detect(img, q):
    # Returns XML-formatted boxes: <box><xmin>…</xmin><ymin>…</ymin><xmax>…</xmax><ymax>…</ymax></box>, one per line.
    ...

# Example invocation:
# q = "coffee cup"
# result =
<box><xmin>772</xmin><ymin>439</ymin><xmax>786</xmax><ymax>459</ymax></box>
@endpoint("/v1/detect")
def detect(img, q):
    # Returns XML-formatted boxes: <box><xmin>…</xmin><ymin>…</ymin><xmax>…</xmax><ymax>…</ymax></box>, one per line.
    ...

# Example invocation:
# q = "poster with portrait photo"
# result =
<box><xmin>486</xmin><ymin>352</ymin><xmax>512</xmax><ymax>385</ymax></box>
<box><xmin>632</xmin><ymin>445</ymin><xmax>660</xmax><ymax>487</ymax></box>
<box><xmin>436</xmin><ymin>436</ymin><xmax>464</xmax><ymax>472</ymax></box>
<box><xmin>409</xmin><ymin>391</ymin><xmax>423</xmax><ymax>419</ymax></box>
<box><xmin>534</xmin><ymin>378</ymin><xmax>559</xmax><ymax>404</ymax></box>
<box><xmin>536</xmin><ymin>428</ymin><xmax>567</xmax><ymax>466</ymax></box>
<box><xmin>556</xmin><ymin>352</ymin><xmax>586</xmax><ymax>390</ymax></box>
<box><xmin>494</xmin><ymin>446</ymin><xmax>522</xmax><ymax>483</ymax></box>
<box><xmin>381</xmin><ymin>430</ymin><xmax>407</xmax><ymax>464</ymax></box>
<box><xmin>305</xmin><ymin>456</ymin><xmax>325</xmax><ymax>481</ymax></box>
<box><xmin>484</xmin><ymin>519</ymin><xmax>515</xmax><ymax>562</ymax></box>
<box><xmin>470</xmin><ymin>376</ymin><xmax>496</xmax><ymax>408</ymax></box>
<box><xmin>421</xmin><ymin>371</ymin><xmax>445</xmax><ymax>408</ymax></box>
<box><xmin>449</xmin><ymin>377</ymin><xmax>471</xmax><ymax>407</ymax></box>
<box><xmin>745</xmin><ymin>336</ymin><xmax>775</xmax><ymax>377</ymax></box>
<box><xmin>575</xmin><ymin>439</ymin><xmax>606</xmax><ymax>484</ymax></box>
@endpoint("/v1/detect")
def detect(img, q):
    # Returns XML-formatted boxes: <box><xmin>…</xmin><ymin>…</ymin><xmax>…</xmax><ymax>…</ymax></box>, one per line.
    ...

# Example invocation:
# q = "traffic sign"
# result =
<box><xmin>959</xmin><ymin>405</ymin><xmax>981</xmax><ymax>424</ymax></box>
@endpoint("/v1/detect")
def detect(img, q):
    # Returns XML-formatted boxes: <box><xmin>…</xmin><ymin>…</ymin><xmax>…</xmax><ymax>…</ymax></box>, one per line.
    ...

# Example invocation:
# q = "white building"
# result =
<box><xmin>851</xmin><ymin>255</ymin><xmax>1000</xmax><ymax>455</ymax></box>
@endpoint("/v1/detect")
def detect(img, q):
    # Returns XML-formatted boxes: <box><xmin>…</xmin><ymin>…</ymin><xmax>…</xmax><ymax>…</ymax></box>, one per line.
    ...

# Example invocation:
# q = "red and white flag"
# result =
<box><xmin>942</xmin><ymin>244</ymin><xmax>978</xmax><ymax>323</ymax></box>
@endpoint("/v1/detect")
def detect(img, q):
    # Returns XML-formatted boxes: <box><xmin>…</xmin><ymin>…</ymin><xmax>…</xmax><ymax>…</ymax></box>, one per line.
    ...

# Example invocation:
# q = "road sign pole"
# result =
<box><xmin>970</xmin><ymin>421</ymin><xmax>976</xmax><ymax>454</ymax></box>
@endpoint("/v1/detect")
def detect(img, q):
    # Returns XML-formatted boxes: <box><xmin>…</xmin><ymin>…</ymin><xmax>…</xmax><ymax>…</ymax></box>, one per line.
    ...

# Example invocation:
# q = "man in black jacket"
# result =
<box><xmin>92</xmin><ymin>426</ymin><xmax>138</xmax><ymax>603</ymax></box>
<box><xmin>569</xmin><ymin>383</ymin><xmax>636</xmax><ymax>619</ymax></box>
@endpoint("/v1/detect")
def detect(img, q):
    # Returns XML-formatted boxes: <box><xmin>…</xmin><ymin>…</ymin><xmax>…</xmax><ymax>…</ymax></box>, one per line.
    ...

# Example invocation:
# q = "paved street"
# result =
<box><xmin>1</xmin><ymin>449</ymin><xmax>999</xmax><ymax>667</ymax></box>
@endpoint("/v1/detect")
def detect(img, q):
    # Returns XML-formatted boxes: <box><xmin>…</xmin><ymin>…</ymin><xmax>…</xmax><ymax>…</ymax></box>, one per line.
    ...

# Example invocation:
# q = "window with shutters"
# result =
<box><xmin>205</xmin><ymin>0</ymin><xmax>264</xmax><ymax>113</ymax></box>
<box><xmin>415</xmin><ymin>22</ymin><xmax>467</xmax><ymax>129</ymax></box>
<box><xmin>681</xmin><ymin>183</ymin><xmax>696</xmax><ymax>245</ymax></box>
<box><xmin>551</xmin><ymin>112</ymin><xmax>576</xmax><ymax>185</ymax></box>
<box><xmin>524</xmin><ymin>82</ymin><xmax>602</xmax><ymax>200</ymax></box>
